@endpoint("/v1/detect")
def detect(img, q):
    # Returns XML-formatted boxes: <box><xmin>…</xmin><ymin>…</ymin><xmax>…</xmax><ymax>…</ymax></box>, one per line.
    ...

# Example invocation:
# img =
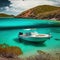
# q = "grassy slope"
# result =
<box><xmin>0</xmin><ymin>13</ymin><xmax>14</xmax><ymax>17</ymax></box>
<box><xmin>17</xmin><ymin>5</ymin><xmax>60</xmax><ymax>20</ymax></box>
<box><xmin>32</xmin><ymin>5</ymin><xmax>60</xmax><ymax>15</ymax></box>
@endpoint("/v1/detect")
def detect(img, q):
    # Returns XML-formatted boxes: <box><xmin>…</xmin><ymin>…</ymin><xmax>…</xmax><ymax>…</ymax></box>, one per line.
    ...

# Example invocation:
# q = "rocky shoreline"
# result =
<box><xmin>0</xmin><ymin>44</ymin><xmax>60</xmax><ymax>60</ymax></box>
<box><xmin>0</xmin><ymin>50</ymin><xmax>60</xmax><ymax>60</ymax></box>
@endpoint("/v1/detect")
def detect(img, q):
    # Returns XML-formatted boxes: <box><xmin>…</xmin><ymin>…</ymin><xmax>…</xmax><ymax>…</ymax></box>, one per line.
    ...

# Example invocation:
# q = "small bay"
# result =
<box><xmin>0</xmin><ymin>18</ymin><xmax>60</xmax><ymax>53</ymax></box>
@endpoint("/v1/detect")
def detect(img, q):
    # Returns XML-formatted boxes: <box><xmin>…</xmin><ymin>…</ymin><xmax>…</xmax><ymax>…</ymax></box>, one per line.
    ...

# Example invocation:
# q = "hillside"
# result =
<box><xmin>0</xmin><ymin>13</ymin><xmax>14</xmax><ymax>18</ymax></box>
<box><xmin>16</xmin><ymin>5</ymin><xmax>60</xmax><ymax>20</ymax></box>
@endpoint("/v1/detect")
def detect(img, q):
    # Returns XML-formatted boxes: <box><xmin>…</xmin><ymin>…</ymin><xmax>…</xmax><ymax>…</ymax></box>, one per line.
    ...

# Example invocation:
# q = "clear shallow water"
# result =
<box><xmin>0</xmin><ymin>18</ymin><xmax>60</xmax><ymax>53</ymax></box>
<box><xmin>0</xmin><ymin>18</ymin><xmax>59</xmax><ymax>27</ymax></box>
<box><xmin>0</xmin><ymin>18</ymin><xmax>48</xmax><ymax>27</ymax></box>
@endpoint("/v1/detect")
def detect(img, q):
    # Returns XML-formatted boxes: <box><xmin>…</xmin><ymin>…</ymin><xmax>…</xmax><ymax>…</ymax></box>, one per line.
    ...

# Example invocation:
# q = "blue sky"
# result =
<box><xmin>0</xmin><ymin>0</ymin><xmax>60</xmax><ymax>16</ymax></box>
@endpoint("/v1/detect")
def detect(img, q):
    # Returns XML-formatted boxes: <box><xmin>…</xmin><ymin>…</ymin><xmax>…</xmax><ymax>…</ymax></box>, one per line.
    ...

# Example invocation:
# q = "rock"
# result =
<box><xmin>37</xmin><ymin>50</ymin><xmax>47</xmax><ymax>54</ymax></box>
<box><xmin>0</xmin><ymin>44</ymin><xmax>23</xmax><ymax>58</ymax></box>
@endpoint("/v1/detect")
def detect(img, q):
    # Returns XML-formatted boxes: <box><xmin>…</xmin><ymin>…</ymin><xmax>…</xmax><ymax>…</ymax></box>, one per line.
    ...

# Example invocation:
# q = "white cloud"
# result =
<box><xmin>5</xmin><ymin>6</ymin><xmax>10</xmax><ymax>11</ymax></box>
<box><xmin>9</xmin><ymin>0</ymin><xmax>55</xmax><ymax>9</ymax></box>
<box><xmin>4</xmin><ymin>0</ymin><xmax>59</xmax><ymax>15</ymax></box>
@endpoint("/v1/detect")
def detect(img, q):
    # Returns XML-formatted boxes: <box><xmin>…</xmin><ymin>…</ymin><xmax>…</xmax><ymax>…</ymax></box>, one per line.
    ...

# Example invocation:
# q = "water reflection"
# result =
<box><xmin>50</xmin><ymin>27</ymin><xmax>60</xmax><ymax>40</ymax></box>
<box><xmin>14</xmin><ymin>38</ymin><xmax>46</xmax><ymax>47</ymax></box>
<box><xmin>50</xmin><ymin>27</ymin><xmax>60</xmax><ymax>33</ymax></box>
<box><xmin>55</xmin><ymin>38</ymin><xmax>60</xmax><ymax>41</ymax></box>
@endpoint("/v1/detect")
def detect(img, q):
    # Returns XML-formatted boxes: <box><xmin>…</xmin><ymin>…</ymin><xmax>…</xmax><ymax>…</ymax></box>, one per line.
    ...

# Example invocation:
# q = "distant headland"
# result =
<box><xmin>0</xmin><ymin>5</ymin><xmax>60</xmax><ymax>21</ymax></box>
<box><xmin>0</xmin><ymin>13</ymin><xmax>14</xmax><ymax>18</ymax></box>
<box><xmin>16</xmin><ymin>5</ymin><xmax>60</xmax><ymax>21</ymax></box>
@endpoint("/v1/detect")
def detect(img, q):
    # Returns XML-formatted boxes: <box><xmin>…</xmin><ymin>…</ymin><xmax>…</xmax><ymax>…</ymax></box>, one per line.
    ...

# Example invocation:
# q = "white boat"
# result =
<box><xmin>18</xmin><ymin>32</ymin><xmax>51</xmax><ymax>43</ymax></box>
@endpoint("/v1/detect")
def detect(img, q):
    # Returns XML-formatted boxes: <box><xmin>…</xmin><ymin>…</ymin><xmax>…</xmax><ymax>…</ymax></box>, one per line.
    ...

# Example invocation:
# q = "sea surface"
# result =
<box><xmin>0</xmin><ymin>18</ymin><xmax>60</xmax><ymax>54</ymax></box>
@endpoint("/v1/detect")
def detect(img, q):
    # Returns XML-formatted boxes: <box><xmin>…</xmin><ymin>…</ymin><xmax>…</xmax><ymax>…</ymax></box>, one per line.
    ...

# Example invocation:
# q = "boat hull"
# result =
<box><xmin>19</xmin><ymin>35</ymin><xmax>50</xmax><ymax>42</ymax></box>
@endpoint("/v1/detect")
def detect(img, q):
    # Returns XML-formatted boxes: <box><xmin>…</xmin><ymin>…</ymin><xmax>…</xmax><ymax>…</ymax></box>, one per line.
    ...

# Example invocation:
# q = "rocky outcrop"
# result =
<box><xmin>0</xmin><ymin>44</ymin><xmax>23</xmax><ymax>58</ymax></box>
<box><xmin>16</xmin><ymin>5</ymin><xmax>60</xmax><ymax>20</ymax></box>
<box><xmin>0</xmin><ymin>49</ymin><xmax>60</xmax><ymax>60</ymax></box>
<box><xmin>0</xmin><ymin>44</ymin><xmax>60</xmax><ymax>60</ymax></box>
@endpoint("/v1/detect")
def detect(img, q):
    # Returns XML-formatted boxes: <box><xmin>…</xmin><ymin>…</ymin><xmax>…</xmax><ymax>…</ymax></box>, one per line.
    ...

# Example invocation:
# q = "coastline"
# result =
<box><xmin>19</xmin><ymin>48</ymin><xmax>60</xmax><ymax>57</ymax></box>
<box><xmin>0</xmin><ymin>49</ymin><xmax>60</xmax><ymax>60</ymax></box>
<box><xmin>0</xmin><ymin>17</ymin><xmax>60</xmax><ymax>22</ymax></box>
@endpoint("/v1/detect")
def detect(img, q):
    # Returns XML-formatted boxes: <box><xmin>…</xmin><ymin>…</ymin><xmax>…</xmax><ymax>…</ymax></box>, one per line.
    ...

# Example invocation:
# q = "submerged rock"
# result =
<box><xmin>37</xmin><ymin>50</ymin><xmax>47</xmax><ymax>54</ymax></box>
<box><xmin>0</xmin><ymin>44</ymin><xmax>23</xmax><ymax>58</ymax></box>
<box><xmin>0</xmin><ymin>44</ymin><xmax>60</xmax><ymax>60</ymax></box>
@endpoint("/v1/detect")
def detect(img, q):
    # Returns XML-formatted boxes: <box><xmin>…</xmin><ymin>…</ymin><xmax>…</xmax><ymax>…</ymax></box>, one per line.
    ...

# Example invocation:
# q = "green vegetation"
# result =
<box><xmin>0</xmin><ymin>13</ymin><xmax>14</xmax><ymax>17</ymax></box>
<box><xmin>32</xmin><ymin>5</ymin><xmax>60</xmax><ymax>15</ymax></box>
<box><xmin>17</xmin><ymin>5</ymin><xmax>60</xmax><ymax>20</ymax></box>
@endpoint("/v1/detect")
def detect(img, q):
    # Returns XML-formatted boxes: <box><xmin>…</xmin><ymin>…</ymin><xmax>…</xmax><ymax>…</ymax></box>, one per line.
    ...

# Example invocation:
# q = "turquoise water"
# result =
<box><xmin>0</xmin><ymin>18</ymin><xmax>59</xmax><ymax>27</ymax></box>
<box><xmin>0</xmin><ymin>18</ymin><xmax>60</xmax><ymax>53</ymax></box>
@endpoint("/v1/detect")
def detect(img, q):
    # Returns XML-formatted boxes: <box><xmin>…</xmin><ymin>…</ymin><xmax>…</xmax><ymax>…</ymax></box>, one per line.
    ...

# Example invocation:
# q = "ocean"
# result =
<box><xmin>0</xmin><ymin>18</ymin><xmax>60</xmax><ymax>53</ymax></box>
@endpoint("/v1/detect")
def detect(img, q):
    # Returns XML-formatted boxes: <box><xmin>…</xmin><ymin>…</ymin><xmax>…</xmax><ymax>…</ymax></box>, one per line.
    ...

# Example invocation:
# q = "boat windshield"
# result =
<box><xmin>26</xmin><ymin>32</ymin><xmax>31</xmax><ymax>36</ymax></box>
<box><xmin>24</xmin><ymin>32</ymin><xmax>39</xmax><ymax>36</ymax></box>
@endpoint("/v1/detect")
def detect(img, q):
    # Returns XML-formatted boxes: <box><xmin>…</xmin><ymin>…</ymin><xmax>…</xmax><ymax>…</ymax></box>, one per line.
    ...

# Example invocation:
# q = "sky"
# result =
<box><xmin>0</xmin><ymin>0</ymin><xmax>60</xmax><ymax>16</ymax></box>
